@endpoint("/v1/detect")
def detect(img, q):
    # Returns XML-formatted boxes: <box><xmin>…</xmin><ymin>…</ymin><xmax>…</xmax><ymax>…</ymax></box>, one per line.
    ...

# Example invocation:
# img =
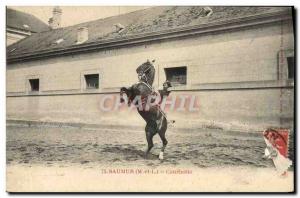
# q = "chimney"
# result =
<box><xmin>114</xmin><ymin>23</ymin><xmax>125</xmax><ymax>33</ymax></box>
<box><xmin>49</xmin><ymin>6</ymin><xmax>62</xmax><ymax>29</ymax></box>
<box><xmin>203</xmin><ymin>7</ymin><xmax>213</xmax><ymax>17</ymax></box>
<box><xmin>77</xmin><ymin>27</ymin><xmax>88</xmax><ymax>44</ymax></box>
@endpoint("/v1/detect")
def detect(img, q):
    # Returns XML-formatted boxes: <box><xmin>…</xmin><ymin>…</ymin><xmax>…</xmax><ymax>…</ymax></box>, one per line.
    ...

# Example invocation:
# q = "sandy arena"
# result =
<box><xmin>6</xmin><ymin>125</ymin><xmax>294</xmax><ymax>192</ymax></box>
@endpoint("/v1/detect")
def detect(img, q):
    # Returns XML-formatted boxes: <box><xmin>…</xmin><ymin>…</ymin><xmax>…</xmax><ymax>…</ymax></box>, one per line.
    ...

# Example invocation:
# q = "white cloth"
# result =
<box><xmin>263</xmin><ymin>137</ymin><xmax>292</xmax><ymax>174</ymax></box>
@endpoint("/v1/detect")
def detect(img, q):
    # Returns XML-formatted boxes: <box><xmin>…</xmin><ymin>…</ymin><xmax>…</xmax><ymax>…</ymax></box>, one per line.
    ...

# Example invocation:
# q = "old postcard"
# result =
<box><xmin>6</xmin><ymin>6</ymin><xmax>295</xmax><ymax>192</ymax></box>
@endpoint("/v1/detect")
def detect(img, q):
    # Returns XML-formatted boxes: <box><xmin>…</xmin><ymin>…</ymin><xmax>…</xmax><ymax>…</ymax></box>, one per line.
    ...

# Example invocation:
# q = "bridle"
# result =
<box><xmin>138</xmin><ymin>65</ymin><xmax>153</xmax><ymax>92</ymax></box>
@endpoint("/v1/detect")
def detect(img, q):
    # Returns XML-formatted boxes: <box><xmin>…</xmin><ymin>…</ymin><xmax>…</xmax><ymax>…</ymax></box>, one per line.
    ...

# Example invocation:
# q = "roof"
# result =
<box><xmin>6</xmin><ymin>8</ymin><xmax>50</xmax><ymax>33</ymax></box>
<box><xmin>7</xmin><ymin>6</ymin><xmax>291</xmax><ymax>59</ymax></box>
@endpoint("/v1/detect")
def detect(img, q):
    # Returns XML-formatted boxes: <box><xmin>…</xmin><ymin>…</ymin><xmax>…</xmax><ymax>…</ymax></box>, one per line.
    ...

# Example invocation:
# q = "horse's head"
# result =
<box><xmin>136</xmin><ymin>60</ymin><xmax>155</xmax><ymax>86</ymax></box>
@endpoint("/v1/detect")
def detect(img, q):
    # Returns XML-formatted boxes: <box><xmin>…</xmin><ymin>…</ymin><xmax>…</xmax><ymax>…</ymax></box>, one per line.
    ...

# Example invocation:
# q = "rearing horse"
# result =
<box><xmin>120</xmin><ymin>60</ymin><xmax>171</xmax><ymax>160</ymax></box>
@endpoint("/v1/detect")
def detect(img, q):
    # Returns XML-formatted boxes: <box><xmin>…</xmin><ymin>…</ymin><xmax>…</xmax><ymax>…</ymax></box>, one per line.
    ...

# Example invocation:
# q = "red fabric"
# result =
<box><xmin>263</xmin><ymin>129</ymin><xmax>289</xmax><ymax>158</ymax></box>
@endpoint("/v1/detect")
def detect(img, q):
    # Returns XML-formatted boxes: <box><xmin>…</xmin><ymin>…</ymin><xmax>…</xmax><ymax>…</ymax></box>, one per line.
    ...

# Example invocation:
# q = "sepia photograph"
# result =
<box><xmin>5</xmin><ymin>4</ymin><xmax>295</xmax><ymax>193</ymax></box>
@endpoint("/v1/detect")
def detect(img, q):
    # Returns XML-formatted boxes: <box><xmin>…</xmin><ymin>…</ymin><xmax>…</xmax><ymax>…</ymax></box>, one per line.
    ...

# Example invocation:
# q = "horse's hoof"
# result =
<box><xmin>159</xmin><ymin>152</ymin><xmax>164</xmax><ymax>160</ymax></box>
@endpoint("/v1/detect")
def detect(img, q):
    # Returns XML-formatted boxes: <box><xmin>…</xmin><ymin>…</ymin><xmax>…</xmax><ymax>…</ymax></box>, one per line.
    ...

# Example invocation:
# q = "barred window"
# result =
<box><xmin>278</xmin><ymin>49</ymin><xmax>294</xmax><ymax>81</ymax></box>
<box><xmin>164</xmin><ymin>67</ymin><xmax>187</xmax><ymax>86</ymax></box>
<box><xmin>287</xmin><ymin>56</ymin><xmax>294</xmax><ymax>79</ymax></box>
<box><xmin>84</xmin><ymin>74</ymin><xmax>99</xmax><ymax>89</ymax></box>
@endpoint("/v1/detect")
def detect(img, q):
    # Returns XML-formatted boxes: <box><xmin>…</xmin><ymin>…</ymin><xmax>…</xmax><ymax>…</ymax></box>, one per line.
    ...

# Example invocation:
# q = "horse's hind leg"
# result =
<box><xmin>158</xmin><ymin>118</ymin><xmax>168</xmax><ymax>160</ymax></box>
<box><xmin>145</xmin><ymin>123</ymin><xmax>155</xmax><ymax>158</ymax></box>
<box><xmin>146</xmin><ymin>132</ymin><xmax>154</xmax><ymax>154</ymax></box>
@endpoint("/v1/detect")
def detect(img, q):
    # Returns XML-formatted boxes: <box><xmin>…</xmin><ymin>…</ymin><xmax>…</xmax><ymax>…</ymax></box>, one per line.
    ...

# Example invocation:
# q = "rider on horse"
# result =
<box><xmin>120</xmin><ymin>60</ymin><xmax>173</xmax><ymax>160</ymax></box>
<box><xmin>136</xmin><ymin>60</ymin><xmax>172</xmax><ymax>108</ymax></box>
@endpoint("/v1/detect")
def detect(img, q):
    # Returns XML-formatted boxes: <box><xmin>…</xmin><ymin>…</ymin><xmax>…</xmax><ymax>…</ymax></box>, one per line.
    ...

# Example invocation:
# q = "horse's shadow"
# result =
<box><xmin>101</xmin><ymin>144</ymin><xmax>158</xmax><ymax>161</ymax></box>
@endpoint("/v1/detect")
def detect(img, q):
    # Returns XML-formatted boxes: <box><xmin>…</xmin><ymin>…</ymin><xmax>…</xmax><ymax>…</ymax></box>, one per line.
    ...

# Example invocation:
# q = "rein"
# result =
<box><xmin>138</xmin><ymin>81</ymin><xmax>167</xmax><ymax>121</ymax></box>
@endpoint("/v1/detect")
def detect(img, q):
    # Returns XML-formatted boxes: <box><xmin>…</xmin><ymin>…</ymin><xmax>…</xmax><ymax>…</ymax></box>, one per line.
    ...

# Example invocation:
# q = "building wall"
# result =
<box><xmin>6</xmin><ymin>20</ymin><xmax>294</xmax><ymax>131</ymax></box>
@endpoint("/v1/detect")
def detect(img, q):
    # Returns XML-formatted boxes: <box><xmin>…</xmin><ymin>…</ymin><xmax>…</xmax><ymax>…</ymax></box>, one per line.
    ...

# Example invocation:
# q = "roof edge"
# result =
<box><xmin>7</xmin><ymin>26</ymin><xmax>32</xmax><ymax>36</ymax></box>
<box><xmin>7</xmin><ymin>9</ymin><xmax>292</xmax><ymax>64</ymax></box>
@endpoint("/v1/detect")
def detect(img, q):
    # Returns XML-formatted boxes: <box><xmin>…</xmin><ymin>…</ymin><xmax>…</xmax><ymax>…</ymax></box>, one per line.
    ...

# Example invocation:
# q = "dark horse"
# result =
<box><xmin>120</xmin><ymin>60</ymin><xmax>171</xmax><ymax>160</ymax></box>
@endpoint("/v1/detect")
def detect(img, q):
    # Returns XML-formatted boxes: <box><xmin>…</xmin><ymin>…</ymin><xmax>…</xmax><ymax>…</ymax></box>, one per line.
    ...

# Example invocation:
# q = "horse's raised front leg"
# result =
<box><xmin>120</xmin><ymin>87</ymin><xmax>130</xmax><ymax>103</ymax></box>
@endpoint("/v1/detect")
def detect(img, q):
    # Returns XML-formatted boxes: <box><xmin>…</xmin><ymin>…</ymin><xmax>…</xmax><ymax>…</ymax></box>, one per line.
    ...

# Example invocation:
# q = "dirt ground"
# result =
<box><xmin>7</xmin><ymin>125</ymin><xmax>272</xmax><ymax>168</ymax></box>
<box><xmin>6</xmin><ymin>125</ymin><xmax>294</xmax><ymax>192</ymax></box>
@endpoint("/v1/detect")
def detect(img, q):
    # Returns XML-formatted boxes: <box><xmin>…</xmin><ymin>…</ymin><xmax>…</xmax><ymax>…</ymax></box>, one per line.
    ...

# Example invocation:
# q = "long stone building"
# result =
<box><xmin>6</xmin><ymin>6</ymin><xmax>294</xmax><ymax>132</ymax></box>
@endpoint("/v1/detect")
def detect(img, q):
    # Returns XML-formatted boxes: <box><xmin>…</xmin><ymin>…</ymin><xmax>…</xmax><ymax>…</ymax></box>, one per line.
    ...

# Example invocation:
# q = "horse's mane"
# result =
<box><xmin>131</xmin><ymin>81</ymin><xmax>153</xmax><ymax>97</ymax></box>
